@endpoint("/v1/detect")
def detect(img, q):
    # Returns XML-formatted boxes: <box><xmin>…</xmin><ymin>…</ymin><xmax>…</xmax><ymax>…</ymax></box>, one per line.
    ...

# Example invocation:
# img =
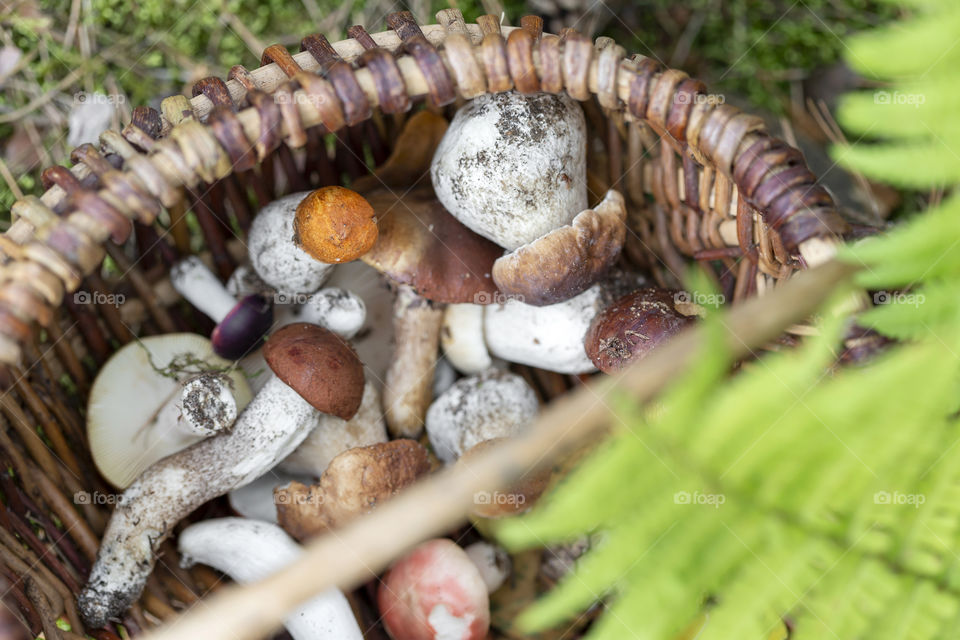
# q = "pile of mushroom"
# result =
<box><xmin>78</xmin><ymin>87</ymin><xmax>704</xmax><ymax>633</ymax></box>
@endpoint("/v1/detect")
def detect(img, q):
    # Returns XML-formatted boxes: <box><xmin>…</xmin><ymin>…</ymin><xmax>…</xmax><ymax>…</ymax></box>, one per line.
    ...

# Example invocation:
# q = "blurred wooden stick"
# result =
<box><xmin>143</xmin><ymin>259</ymin><xmax>856</xmax><ymax>640</ymax></box>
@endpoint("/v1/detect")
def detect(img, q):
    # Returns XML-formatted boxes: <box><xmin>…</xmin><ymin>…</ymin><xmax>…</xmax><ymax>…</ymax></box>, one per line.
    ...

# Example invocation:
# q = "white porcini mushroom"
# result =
<box><xmin>430</xmin><ymin>91</ymin><xmax>588</xmax><ymax>250</ymax></box>
<box><xmin>78</xmin><ymin>324</ymin><xmax>365</xmax><ymax>629</ymax></box>
<box><xmin>87</xmin><ymin>334</ymin><xmax>251</xmax><ymax>488</ymax></box>
<box><xmin>464</xmin><ymin>541</ymin><xmax>511</xmax><ymax>593</ymax></box>
<box><xmin>440</xmin><ymin>303</ymin><xmax>491</xmax><ymax>374</ymax></box>
<box><xmin>179</xmin><ymin>518</ymin><xmax>363</xmax><ymax>640</ymax></box>
<box><xmin>425</xmin><ymin>370</ymin><xmax>538</xmax><ymax>464</ymax></box>
<box><xmin>171</xmin><ymin>256</ymin><xmax>273</xmax><ymax>360</ymax></box>
<box><xmin>248</xmin><ymin>191</ymin><xmax>334</xmax><ymax>295</ymax></box>
<box><xmin>279</xmin><ymin>380</ymin><xmax>387</xmax><ymax>477</ymax></box>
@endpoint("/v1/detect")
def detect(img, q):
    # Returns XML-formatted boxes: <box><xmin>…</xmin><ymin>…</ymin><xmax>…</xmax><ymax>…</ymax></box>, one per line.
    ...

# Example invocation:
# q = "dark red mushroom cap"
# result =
<box><xmin>263</xmin><ymin>323</ymin><xmax>365</xmax><ymax>419</ymax></box>
<box><xmin>585</xmin><ymin>288</ymin><xmax>697</xmax><ymax>374</ymax></box>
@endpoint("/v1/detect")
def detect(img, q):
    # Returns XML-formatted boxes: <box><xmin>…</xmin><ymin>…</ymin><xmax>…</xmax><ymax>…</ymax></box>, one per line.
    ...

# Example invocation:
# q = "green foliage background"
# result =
<box><xmin>497</xmin><ymin>1</ymin><xmax>960</xmax><ymax>637</ymax></box>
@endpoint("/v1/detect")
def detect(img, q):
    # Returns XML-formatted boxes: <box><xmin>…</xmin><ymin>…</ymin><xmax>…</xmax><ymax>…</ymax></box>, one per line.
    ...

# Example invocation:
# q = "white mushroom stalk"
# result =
<box><xmin>278</xmin><ymin>287</ymin><xmax>366</xmax><ymax>339</ymax></box>
<box><xmin>78</xmin><ymin>375</ymin><xmax>321</xmax><ymax>628</ymax></box>
<box><xmin>171</xmin><ymin>256</ymin><xmax>237</xmax><ymax>323</ymax></box>
<box><xmin>179</xmin><ymin>519</ymin><xmax>363</xmax><ymax>640</ymax></box>
<box><xmin>384</xmin><ymin>285</ymin><xmax>445</xmax><ymax>438</ymax></box>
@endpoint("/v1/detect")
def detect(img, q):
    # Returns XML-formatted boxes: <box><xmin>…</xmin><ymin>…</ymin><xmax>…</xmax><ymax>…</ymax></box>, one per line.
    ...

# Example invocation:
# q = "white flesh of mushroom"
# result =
<box><xmin>179</xmin><ymin>518</ymin><xmax>363</xmax><ymax>640</ymax></box>
<box><xmin>248</xmin><ymin>191</ymin><xmax>334</xmax><ymax>295</ymax></box>
<box><xmin>277</xmin><ymin>287</ymin><xmax>366</xmax><ymax>339</ymax></box>
<box><xmin>87</xmin><ymin>333</ymin><xmax>251</xmax><ymax>488</ymax></box>
<box><xmin>78</xmin><ymin>374</ymin><xmax>321</xmax><ymax>628</ymax></box>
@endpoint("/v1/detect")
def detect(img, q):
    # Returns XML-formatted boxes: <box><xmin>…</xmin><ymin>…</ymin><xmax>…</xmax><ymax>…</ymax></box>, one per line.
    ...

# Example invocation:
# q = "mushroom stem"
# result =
<box><xmin>384</xmin><ymin>286</ymin><xmax>445</xmax><ymax>438</ymax></box>
<box><xmin>152</xmin><ymin>373</ymin><xmax>238</xmax><ymax>439</ymax></box>
<box><xmin>171</xmin><ymin>256</ymin><xmax>236</xmax><ymax>323</ymax></box>
<box><xmin>179</xmin><ymin>519</ymin><xmax>363</xmax><ymax>640</ymax></box>
<box><xmin>78</xmin><ymin>375</ymin><xmax>320</xmax><ymax>628</ymax></box>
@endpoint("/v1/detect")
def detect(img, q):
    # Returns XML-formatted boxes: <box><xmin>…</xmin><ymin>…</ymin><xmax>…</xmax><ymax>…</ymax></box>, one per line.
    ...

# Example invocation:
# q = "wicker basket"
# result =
<box><xmin>0</xmin><ymin>9</ymin><xmax>854</xmax><ymax>640</ymax></box>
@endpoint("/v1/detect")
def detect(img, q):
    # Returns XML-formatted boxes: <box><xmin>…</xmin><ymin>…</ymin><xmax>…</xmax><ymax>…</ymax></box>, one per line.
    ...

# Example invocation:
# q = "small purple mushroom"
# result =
<box><xmin>171</xmin><ymin>256</ymin><xmax>273</xmax><ymax>360</ymax></box>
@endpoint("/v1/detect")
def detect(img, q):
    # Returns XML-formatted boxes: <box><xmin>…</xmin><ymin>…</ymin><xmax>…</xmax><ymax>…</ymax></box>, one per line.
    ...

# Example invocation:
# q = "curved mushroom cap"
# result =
<box><xmin>275</xmin><ymin>439</ymin><xmax>431</xmax><ymax>540</ymax></box>
<box><xmin>585</xmin><ymin>288</ymin><xmax>696</xmax><ymax>373</ymax></box>
<box><xmin>249</xmin><ymin>192</ymin><xmax>334</xmax><ymax>295</ymax></box>
<box><xmin>492</xmin><ymin>190</ymin><xmax>627</xmax><ymax>306</ymax></box>
<box><xmin>294</xmin><ymin>186</ymin><xmax>378</xmax><ymax>264</ymax></box>
<box><xmin>378</xmin><ymin>538</ymin><xmax>490</xmax><ymax>640</ymax></box>
<box><xmin>431</xmin><ymin>91</ymin><xmax>588</xmax><ymax>250</ymax></box>
<box><xmin>459</xmin><ymin>437</ymin><xmax>551</xmax><ymax>518</ymax></box>
<box><xmin>88</xmin><ymin>334</ymin><xmax>252</xmax><ymax>488</ymax></box>
<box><xmin>263</xmin><ymin>323</ymin><xmax>364</xmax><ymax>419</ymax></box>
<box><xmin>426</xmin><ymin>370</ymin><xmax>539</xmax><ymax>464</ymax></box>
<box><xmin>361</xmin><ymin>188</ymin><xmax>502</xmax><ymax>304</ymax></box>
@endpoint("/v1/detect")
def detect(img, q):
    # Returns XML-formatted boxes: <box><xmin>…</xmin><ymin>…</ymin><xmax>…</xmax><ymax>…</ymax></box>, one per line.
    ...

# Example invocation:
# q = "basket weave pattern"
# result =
<box><xmin>0</xmin><ymin>9</ymin><xmax>847</xmax><ymax>638</ymax></box>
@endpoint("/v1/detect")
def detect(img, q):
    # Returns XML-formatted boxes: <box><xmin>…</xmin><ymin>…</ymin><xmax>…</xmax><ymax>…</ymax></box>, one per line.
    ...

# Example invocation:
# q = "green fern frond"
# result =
<box><xmin>495</xmin><ymin>2</ymin><xmax>960</xmax><ymax>637</ymax></box>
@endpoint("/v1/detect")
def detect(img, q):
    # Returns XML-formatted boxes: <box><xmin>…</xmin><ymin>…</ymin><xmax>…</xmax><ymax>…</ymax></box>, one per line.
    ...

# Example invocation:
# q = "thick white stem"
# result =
<box><xmin>78</xmin><ymin>375</ymin><xmax>321</xmax><ymax>628</ymax></box>
<box><xmin>179</xmin><ymin>519</ymin><xmax>363</xmax><ymax>640</ymax></box>
<box><xmin>171</xmin><ymin>256</ymin><xmax>237</xmax><ymax>322</ymax></box>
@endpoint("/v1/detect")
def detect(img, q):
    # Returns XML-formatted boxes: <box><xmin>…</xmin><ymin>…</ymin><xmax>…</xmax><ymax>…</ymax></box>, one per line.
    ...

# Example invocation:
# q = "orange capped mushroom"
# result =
<box><xmin>294</xmin><ymin>186</ymin><xmax>378</xmax><ymax>264</ymax></box>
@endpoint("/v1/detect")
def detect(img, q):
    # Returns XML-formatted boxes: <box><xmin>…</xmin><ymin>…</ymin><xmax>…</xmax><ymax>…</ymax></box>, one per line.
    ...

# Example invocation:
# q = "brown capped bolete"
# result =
<box><xmin>294</xmin><ymin>186</ymin><xmax>378</xmax><ymax>264</ymax></box>
<box><xmin>275</xmin><ymin>439</ymin><xmax>431</xmax><ymax>540</ymax></box>
<box><xmin>492</xmin><ymin>190</ymin><xmax>627</xmax><ymax>306</ymax></box>
<box><xmin>78</xmin><ymin>323</ymin><xmax>363</xmax><ymax>628</ymax></box>
<box><xmin>264</xmin><ymin>322</ymin><xmax>365</xmax><ymax>419</ymax></box>
<box><xmin>584</xmin><ymin>288</ymin><xmax>697</xmax><ymax>373</ymax></box>
<box><xmin>361</xmin><ymin>188</ymin><xmax>503</xmax><ymax>304</ymax></box>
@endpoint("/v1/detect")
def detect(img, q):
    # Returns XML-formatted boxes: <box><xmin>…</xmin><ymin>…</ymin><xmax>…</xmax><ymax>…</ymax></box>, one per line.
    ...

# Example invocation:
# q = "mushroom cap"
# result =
<box><xmin>361</xmin><ymin>188</ymin><xmax>502</xmax><ymax>304</ymax></box>
<box><xmin>275</xmin><ymin>439</ymin><xmax>431</xmax><ymax>540</ymax></box>
<box><xmin>263</xmin><ymin>323</ymin><xmax>364</xmax><ymax>419</ymax></box>
<box><xmin>249</xmin><ymin>192</ymin><xmax>334</xmax><ymax>295</ymax></box>
<box><xmin>459</xmin><ymin>437</ymin><xmax>551</xmax><ymax>518</ymax></box>
<box><xmin>352</xmin><ymin>111</ymin><xmax>449</xmax><ymax>193</ymax></box>
<box><xmin>430</xmin><ymin>91</ymin><xmax>588</xmax><ymax>250</ymax></box>
<box><xmin>378</xmin><ymin>539</ymin><xmax>490</xmax><ymax>640</ymax></box>
<box><xmin>425</xmin><ymin>370</ymin><xmax>539</xmax><ymax>464</ymax></box>
<box><xmin>211</xmin><ymin>294</ymin><xmax>273</xmax><ymax>360</ymax></box>
<box><xmin>87</xmin><ymin>333</ymin><xmax>252</xmax><ymax>488</ymax></box>
<box><xmin>584</xmin><ymin>288</ymin><xmax>696</xmax><ymax>373</ymax></box>
<box><xmin>294</xmin><ymin>186</ymin><xmax>378</xmax><ymax>264</ymax></box>
<box><xmin>492</xmin><ymin>190</ymin><xmax>627</xmax><ymax>306</ymax></box>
